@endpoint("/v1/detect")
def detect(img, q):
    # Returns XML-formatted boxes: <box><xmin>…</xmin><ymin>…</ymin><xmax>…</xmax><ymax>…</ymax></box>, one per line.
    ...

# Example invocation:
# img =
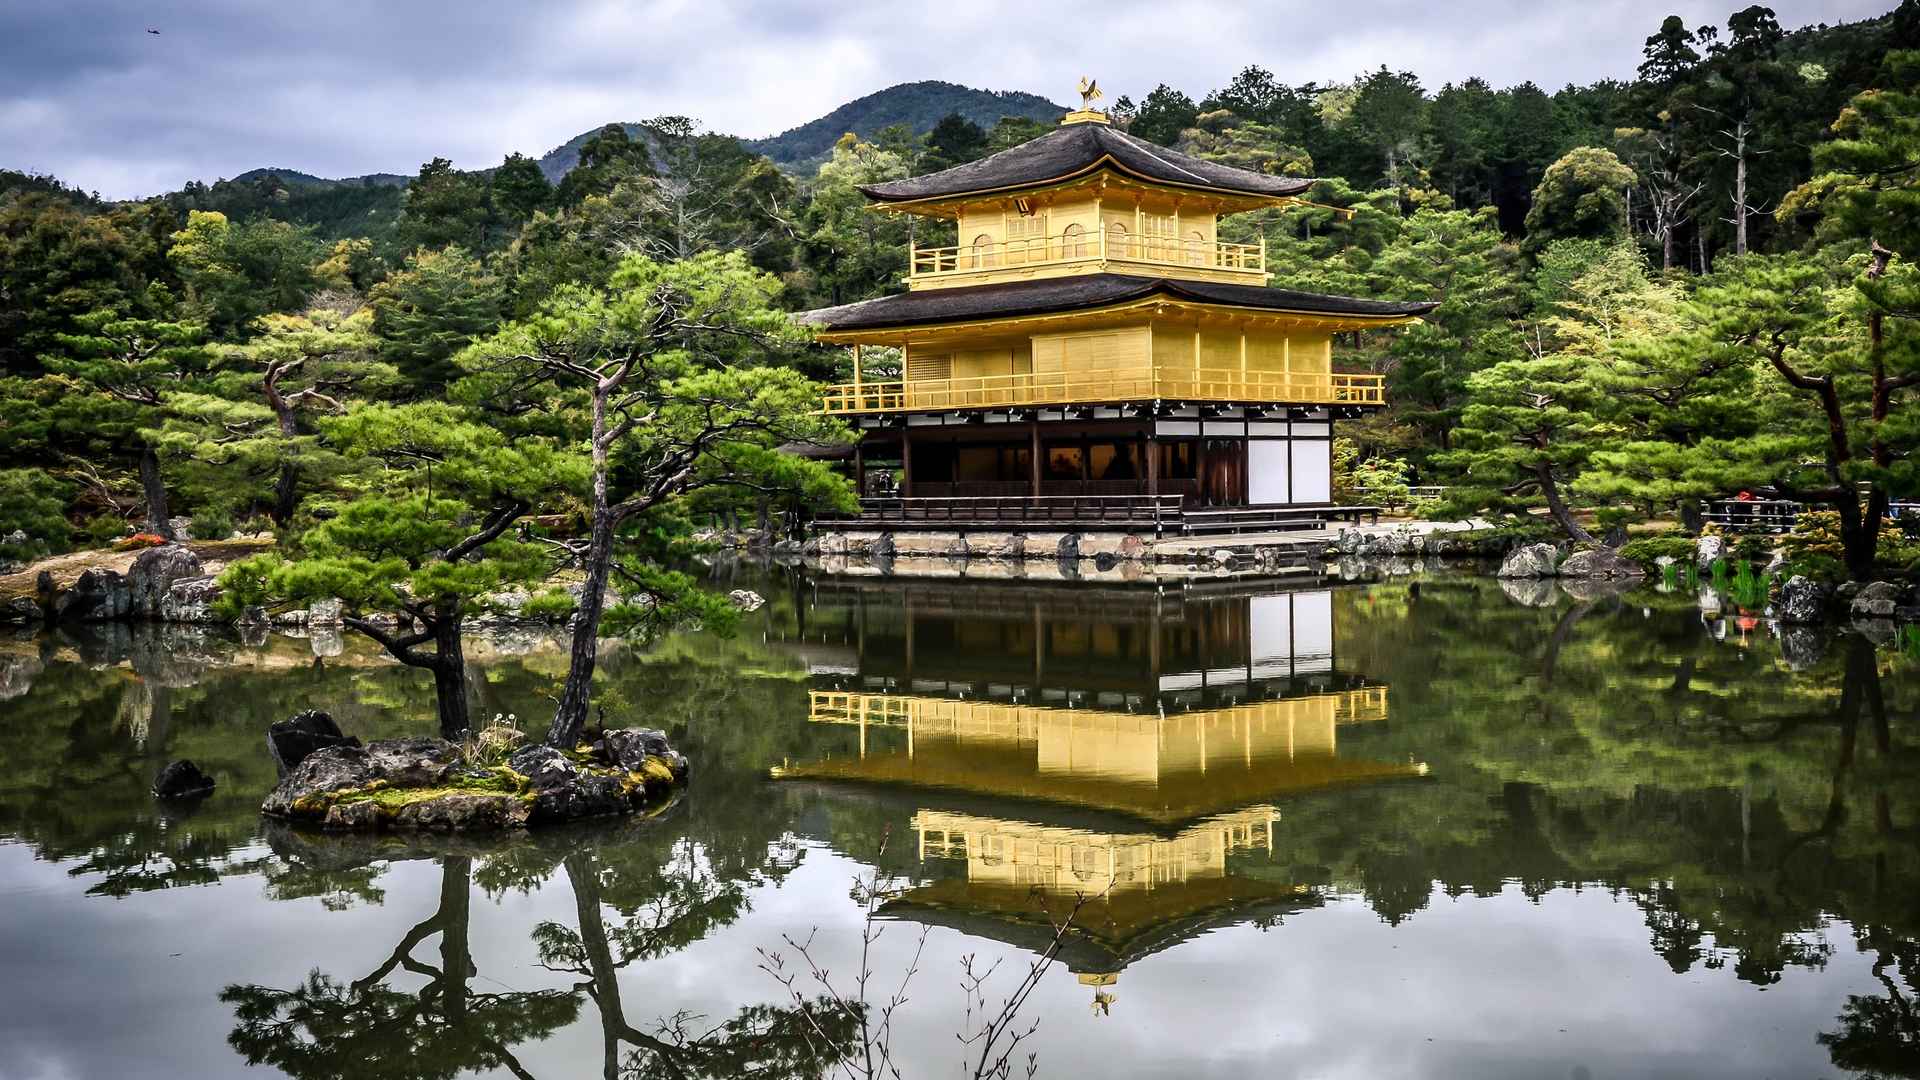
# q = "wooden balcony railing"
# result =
<box><xmin>910</xmin><ymin>229</ymin><xmax>1264</xmax><ymax>281</ymax></box>
<box><xmin>818</xmin><ymin>367</ymin><xmax>1385</xmax><ymax>414</ymax></box>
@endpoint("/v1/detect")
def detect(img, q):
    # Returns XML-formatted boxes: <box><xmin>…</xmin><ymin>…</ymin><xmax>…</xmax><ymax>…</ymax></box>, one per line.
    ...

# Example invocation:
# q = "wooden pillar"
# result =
<box><xmin>853</xmin><ymin>439</ymin><xmax>866</xmax><ymax>498</ymax></box>
<box><xmin>1198</xmin><ymin>433</ymin><xmax>1211</xmax><ymax>507</ymax></box>
<box><xmin>1029</xmin><ymin>417</ymin><xmax>1042</xmax><ymax>498</ymax></box>
<box><xmin>852</xmin><ymin>343</ymin><xmax>863</xmax><ymax>393</ymax></box>
<box><xmin>900</xmin><ymin>431</ymin><xmax>913</xmax><ymax>499</ymax></box>
<box><xmin>1239</xmin><ymin>428</ymin><xmax>1250</xmax><ymax>505</ymax></box>
<box><xmin>1145</xmin><ymin>433</ymin><xmax>1159</xmax><ymax>498</ymax></box>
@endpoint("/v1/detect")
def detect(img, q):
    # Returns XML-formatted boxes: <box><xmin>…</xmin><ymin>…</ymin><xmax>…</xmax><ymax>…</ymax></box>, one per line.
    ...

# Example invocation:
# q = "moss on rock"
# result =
<box><xmin>262</xmin><ymin>730</ymin><xmax>687</xmax><ymax>833</ymax></box>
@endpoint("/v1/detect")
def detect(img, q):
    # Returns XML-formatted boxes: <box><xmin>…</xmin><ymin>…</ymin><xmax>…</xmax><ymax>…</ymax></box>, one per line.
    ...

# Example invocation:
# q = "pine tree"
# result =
<box><xmin>458</xmin><ymin>250</ymin><xmax>852</xmax><ymax>749</ymax></box>
<box><xmin>368</xmin><ymin>247</ymin><xmax>504</xmax><ymax>388</ymax></box>
<box><xmin>170</xmin><ymin>297</ymin><xmax>401</xmax><ymax>524</ymax></box>
<box><xmin>218</xmin><ymin>402</ymin><xmax>582</xmax><ymax>737</ymax></box>
<box><xmin>38</xmin><ymin>309</ymin><xmax>215</xmax><ymax>537</ymax></box>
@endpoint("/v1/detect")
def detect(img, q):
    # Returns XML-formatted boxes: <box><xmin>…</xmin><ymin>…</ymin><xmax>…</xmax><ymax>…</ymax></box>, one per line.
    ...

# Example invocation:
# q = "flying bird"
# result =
<box><xmin>146</xmin><ymin>27</ymin><xmax>161</xmax><ymax>34</ymax></box>
<box><xmin>1077</xmin><ymin>77</ymin><xmax>1102</xmax><ymax>108</ymax></box>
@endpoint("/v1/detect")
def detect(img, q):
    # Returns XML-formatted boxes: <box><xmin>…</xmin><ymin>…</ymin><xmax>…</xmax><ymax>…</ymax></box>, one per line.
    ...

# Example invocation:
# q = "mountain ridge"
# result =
<box><xmin>203</xmin><ymin>80</ymin><xmax>1069</xmax><ymax>194</ymax></box>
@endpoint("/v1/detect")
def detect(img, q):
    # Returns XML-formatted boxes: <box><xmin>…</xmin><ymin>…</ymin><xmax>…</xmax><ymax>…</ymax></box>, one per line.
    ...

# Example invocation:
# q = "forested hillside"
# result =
<box><xmin>741</xmin><ymin>80</ymin><xmax>1067</xmax><ymax>166</ymax></box>
<box><xmin>2</xmin><ymin>2</ymin><xmax>1918</xmax><ymax>580</ymax></box>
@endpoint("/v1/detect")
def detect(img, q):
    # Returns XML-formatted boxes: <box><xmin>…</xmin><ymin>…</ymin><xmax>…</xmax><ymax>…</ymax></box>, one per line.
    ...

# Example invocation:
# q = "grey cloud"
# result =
<box><xmin>1</xmin><ymin>0</ymin><xmax>1894</xmax><ymax>199</ymax></box>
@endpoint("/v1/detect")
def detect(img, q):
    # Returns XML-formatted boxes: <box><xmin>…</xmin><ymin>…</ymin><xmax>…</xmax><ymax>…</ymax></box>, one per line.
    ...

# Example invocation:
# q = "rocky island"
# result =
<box><xmin>260</xmin><ymin>711</ymin><xmax>688</xmax><ymax>832</ymax></box>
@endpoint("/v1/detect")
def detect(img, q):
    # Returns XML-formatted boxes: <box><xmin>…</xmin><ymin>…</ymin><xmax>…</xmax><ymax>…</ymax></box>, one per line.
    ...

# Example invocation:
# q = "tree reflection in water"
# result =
<box><xmin>540</xmin><ymin>849</ymin><xmax>857</xmax><ymax>1079</ymax></box>
<box><xmin>222</xmin><ymin>834</ymin><xmax>856</xmax><ymax>1080</ymax></box>
<box><xmin>221</xmin><ymin>856</ymin><xmax>578</xmax><ymax>1079</ymax></box>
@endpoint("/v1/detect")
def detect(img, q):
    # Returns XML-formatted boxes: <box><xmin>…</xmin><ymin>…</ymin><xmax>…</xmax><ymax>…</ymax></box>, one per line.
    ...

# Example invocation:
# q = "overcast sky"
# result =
<box><xmin>1</xmin><ymin>0</ymin><xmax>1891</xmax><ymax>200</ymax></box>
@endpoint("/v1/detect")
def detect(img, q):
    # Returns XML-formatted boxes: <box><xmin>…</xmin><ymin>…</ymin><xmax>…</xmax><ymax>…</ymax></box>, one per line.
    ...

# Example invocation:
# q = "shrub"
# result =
<box><xmin>0</xmin><ymin>468</ymin><xmax>73</xmax><ymax>559</ymax></box>
<box><xmin>1619</xmin><ymin>535</ymin><xmax>1696</xmax><ymax>566</ymax></box>
<box><xmin>1730</xmin><ymin>532</ymin><xmax>1773</xmax><ymax>563</ymax></box>
<box><xmin>79</xmin><ymin>516</ymin><xmax>127</xmax><ymax>546</ymax></box>
<box><xmin>191</xmin><ymin>505</ymin><xmax>237</xmax><ymax>541</ymax></box>
<box><xmin>1877</xmin><ymin>527</ymin><xmax>1920</xmax><ymax>568</ymax></box>
<box><xmin>1778</xmin><ymin>553</ymin><xmax>1846</xmax><ymax>584</ymax></box>
<box><xmin>1781</xmin><ymin>510</ymin><xmax>1845</xmax><ymax>561</ymax></box>
<box><xmin>1333</xmin><ymin>439</ymin><xmax>1413</xmax><ymax>509</ymax></box>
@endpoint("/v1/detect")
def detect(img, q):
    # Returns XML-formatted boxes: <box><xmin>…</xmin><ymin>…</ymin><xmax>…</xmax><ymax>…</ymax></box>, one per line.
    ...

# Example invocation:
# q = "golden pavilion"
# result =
<box><xmin>800</xmin><ymin>87</ymin><xmax>1435</xmax><ymax>528</ymax></box>
<box><xmin>771</xmin><ymin>578</ymin><xmax>1426</xmax><ymax>1003</ymax></box>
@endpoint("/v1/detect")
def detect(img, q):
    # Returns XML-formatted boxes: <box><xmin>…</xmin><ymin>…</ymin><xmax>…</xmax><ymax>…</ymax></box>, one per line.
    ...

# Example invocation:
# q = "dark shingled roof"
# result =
<box><xmin>859</xmin><ymin>122</ymin><xmax>1313</xmax><ymax>203</ymax></box>
<box><xmin>799</xmin><ymin>274</ymin><xmax>1438</xmax><ymax>333</ymax></box>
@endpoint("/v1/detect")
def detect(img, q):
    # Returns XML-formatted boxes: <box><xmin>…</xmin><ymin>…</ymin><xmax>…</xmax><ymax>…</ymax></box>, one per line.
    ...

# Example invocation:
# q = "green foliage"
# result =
<box><xmin>163</xmin><ymin>300</ymin><xmax>399</xmax><ymax>522</ymax></box>
<box><xmin>1779</xmin><ymin>553</ymin><xmax>1847</xmax><ymax>584</ymax></box>
<box><xmin>368</xmin><ymin>247</ymin><xmax>504</xmax><ymax>387</ymax></box>
<box><xmin>0</xmin><ymin>194</ymin><xmax>162</xmax><ymax>373</ymax></box>
<box><xmin>1782</xmin><ymin>509</ymin><xmax>1847</xmax><ymax>561</ymax></box>
<box><xmin>555</xmin><ymin>125</ymin><xmax>654</xmax><ymax>206</ymax></box>
<box><xmin>1523</xmin><ymin>147</ymin><xmax>1637</xmax><ymax>255</ymax></box>
<box><xmin>1345</xmin><ymin>67</ymin><xmax>1429</xmax><ymax>187</ymax></box>
<box><xmin>1333</xmin><ymin>437</ymin><xmax>1413</xmax><ymax>508</ymax></box>
<box><xmin>0</xmin><ymin>468</ymin><xmax>73</xmax><ymax>557</ymax></box>
<box><xmin>395</xmin><ymin>158</ymin><xmax>492</xmax><ymax>253</ymax></box>
<box><xmin>922</xmin><ymin>113</ymin><xmax>989</xmax><ymax>170</ymax></box>
<box><xmin>1178</xmin><ymin>112</ymin><xmax>1314</xmax><ymax>176</ymax></box>
<box><xmin>599</xmin><ymin>563</ymin><xmax>741</xmax><ymax>638</ymax></box>
<box><xmin>1436</xmin><ymin>239</ymin><xmax>1678</xmax><ymax>537</ymax></box>
<box><xmin>1782</xmin><ymin>52</ymin><xmax>1920</xmax><ymax>254</ymax></box>
<box><xmin>166</xmin><ymin>210</ymin><xmax>323</xmax><ymax>339</ymax></box>
<box><xmin>1128</xmin><ymin>84</ymin><xmax>1200</xmax><ymax>146</ymax></box>
<box><xmin>1618</xmin><ymin>535</ymin><xmax>1697</xmax><ymax>566</ymax></box>
<box><xmin>216</xmin><ymin>401</ymin><xmax>583</xmax><ymax>622</ymax></box>
<box><xmin>190</xmin><ymin>503</ymin><xmax>237</xmax><ymax>540</ymax></box>
<box><xmin>793</xmin><ymin>135</ymin><xmax>911</xmax><ymax>307</ymax></box>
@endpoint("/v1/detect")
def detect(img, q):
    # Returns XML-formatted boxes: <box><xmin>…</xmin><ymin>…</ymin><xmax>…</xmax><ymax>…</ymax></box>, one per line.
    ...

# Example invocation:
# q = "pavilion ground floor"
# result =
<box><xmin>849</xmin><ymin>406</ymin><xmax>1337</xmax><ymax>506</ymax></box>
<box><xmin>814</xmin><ymin>406</ymin><xmax>1363</xmax><ymax>536</ymax></box>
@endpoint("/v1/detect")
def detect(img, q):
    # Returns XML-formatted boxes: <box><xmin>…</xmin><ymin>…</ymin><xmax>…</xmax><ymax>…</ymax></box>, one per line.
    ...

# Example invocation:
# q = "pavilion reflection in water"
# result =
<box><xmin>772</xmin><ymin>578</ymin><xmax>1425</xmax><ymax>1005</ymax></box>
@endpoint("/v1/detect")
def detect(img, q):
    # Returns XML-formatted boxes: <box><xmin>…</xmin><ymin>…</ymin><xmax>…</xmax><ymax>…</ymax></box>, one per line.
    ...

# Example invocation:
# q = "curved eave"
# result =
<box><xmin>867</xmin><ymin>156</ymin><xmax>1305</xmax><ymax>213</ymax></box>
<box><xmin>860</xmin><ymin>158</ymin><xmax>1306</xmax><ymax>216</ymax></box>
<box><xmin>810</xmin><ymin>294</ymin><xmax>1435</xmax><ymax>344</ymax></box>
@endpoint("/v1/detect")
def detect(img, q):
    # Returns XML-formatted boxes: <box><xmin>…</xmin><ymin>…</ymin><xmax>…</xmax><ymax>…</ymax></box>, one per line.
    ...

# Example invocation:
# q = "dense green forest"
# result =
<box><xmin>2</xmin><ymin>1</ymin><xmax>1919</xmax><ymax>594</ymax></box>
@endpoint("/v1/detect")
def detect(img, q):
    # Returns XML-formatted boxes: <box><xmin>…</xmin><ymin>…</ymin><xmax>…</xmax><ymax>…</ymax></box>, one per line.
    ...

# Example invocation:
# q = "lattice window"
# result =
<box><xmin>906</xmin><ymin>350</ymin><xmax>952</xmax><ymax>381</ymax></box>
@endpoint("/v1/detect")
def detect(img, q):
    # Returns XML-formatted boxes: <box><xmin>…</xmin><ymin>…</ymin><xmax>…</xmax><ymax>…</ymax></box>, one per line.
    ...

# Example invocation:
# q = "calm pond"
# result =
<box><xmin>2</xmin><ymin>564</ymin><xmax>1916</xmax><ymax>1079</ymax></box>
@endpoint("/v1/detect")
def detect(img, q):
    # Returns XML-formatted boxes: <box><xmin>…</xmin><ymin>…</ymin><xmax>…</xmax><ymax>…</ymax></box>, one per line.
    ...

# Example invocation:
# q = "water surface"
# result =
<box><xmin>1</xmin><ymin>566</ymin><xmax>1915</xmax><ymax>1079</ymax></box>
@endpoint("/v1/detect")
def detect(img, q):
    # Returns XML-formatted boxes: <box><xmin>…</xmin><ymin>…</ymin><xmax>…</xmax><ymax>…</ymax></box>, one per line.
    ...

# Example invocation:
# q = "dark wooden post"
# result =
<box><xmin>853</xmin><ymin>439</ymin><xmax>866</xmax><ymax>499</ymax></box>
<box><xmin>1198</xmin><ymin>435</ymin><xmax>1211</xmax><ymax>507</ymax></box>
<box><xmin>900</xmin><ymin>431</ymin><xmax>913</xmax><ymax>499</ymax></box>
<box><xmin>1029</xmin><ymin>417</ymin><xmax>1042</xmax><ymax>500</ymax></box>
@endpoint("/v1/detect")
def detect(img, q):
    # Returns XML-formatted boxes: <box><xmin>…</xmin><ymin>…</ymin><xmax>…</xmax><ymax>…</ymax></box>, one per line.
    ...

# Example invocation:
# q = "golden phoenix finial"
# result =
<box><xmin>1077</xmin><ymin>77</ymin><xmax>1103</xmax><ymax>109</ymax></box>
